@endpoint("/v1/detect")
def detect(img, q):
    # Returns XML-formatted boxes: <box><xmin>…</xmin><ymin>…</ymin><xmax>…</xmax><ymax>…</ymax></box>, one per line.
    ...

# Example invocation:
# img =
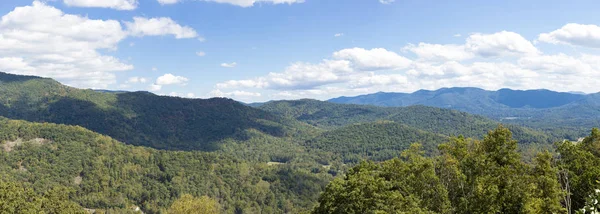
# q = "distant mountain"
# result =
<box><xmin>257</xmin><ymin>99</ymin><xmax>552</xmax><ymax>144</ymax></box>
<box><xmin>329</xmin><ymin>87</ymin><xmax>587</xmax><ymax>110</ymax></box>
<box><xmin>0</xmin><ymin>72</ymin><xmax>299</xmax><ymax>151</ymax></box>
<box><xmin>328</xmin><ymin>87</ymin><xmax>600</xmax><ymax>138</ymax></box>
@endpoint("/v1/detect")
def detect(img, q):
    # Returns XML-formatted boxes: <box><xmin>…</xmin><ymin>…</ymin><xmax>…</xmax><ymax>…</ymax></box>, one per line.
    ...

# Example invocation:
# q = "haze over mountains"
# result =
<box><xmin>329</xmin><ymin>87</ymin><xmax>600</xmax><ymax>138</ymax></box>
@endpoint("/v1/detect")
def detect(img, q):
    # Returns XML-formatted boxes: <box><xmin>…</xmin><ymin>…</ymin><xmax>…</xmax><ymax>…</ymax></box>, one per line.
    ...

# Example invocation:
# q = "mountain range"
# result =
<box><xmin>0</xmin><ymin>71</ymin><xmax>596</xmax><ymax>213</ymax></box>
<box><xmin>329</xmin><ymin>87</ymin><xmax>600</xmax><ymax>138</ymax></box>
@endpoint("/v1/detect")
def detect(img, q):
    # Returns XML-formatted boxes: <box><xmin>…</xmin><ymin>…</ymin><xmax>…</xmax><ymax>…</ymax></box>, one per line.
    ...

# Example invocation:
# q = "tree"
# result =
<box><xmin>168</xmin><ymin>194</ymin><xmax>220</xmax><ymax>214</ymax></box>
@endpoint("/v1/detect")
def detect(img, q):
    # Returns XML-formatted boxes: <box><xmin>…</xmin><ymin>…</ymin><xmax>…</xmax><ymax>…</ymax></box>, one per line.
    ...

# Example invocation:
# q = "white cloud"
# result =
<box><xmin>125</xmin><ymin>17</ymin><xmax>198</xmax><ymax>39</ymax></box>
<box><xmin>210</xmin><ymin>89</ymin><xmax>261</xmax><ymax>98</ymax></box>
<box><xmin>538</xmin><ymin>23</ymin><xmax>600</xmax><ymax>48</ymax></box>
<box><xmin>152</xmin><ymin>67</ymin><xmax>158</xmax><ymax>71</ymax></box>
<box><xmin>162</xmin><ymin>0</ymin><xmax>305</xmax><ymax>7</ymax></box>
<box><xmin>465</xmin><ymin>31</ymin><xmax>539</xmax><ymax>57</ymax></box>
<box><xmin>214</xmin><ymin>27</ymin><xmax>600</xmax><ymax>102</ymax></box>
<box><xmin>63</xmin><ymin>0</ymin><xmax>138</xmax><ymax>10</ymax></box>
<box><xmin>196</xmin><ymin>51</ymin><xmax>206</xmax><ymax>57</ymax></box>
<box><xmin>404</xmin><ymin>43</ymin><xmax>474</xmax><ymax>61</ymax></box>
<box><xmin>158</xmin><ymin>0</ymin><xmax>179</xmax><ymax>5</ymax></box>
<box><xmin>350</xmin><ymin>72</ymin><xmax>408</xmax><ymax>88</ymax></box>
<box><xmin>379</xmin><ymin>0</ymin><xmax>395</xmax><ymax>4</ymax></box>
<box><xmin>155</xmin><ymin>73</ymin><xmax>189</xmax><ymax>85</ymax></box>
<box><xmin>454</xmin><ymin>34</ymin><xmax>462</xmax><ymax>37</ymax></box>
<box><xmin>167</xmin><ymin>92</ymin><xmax>196</xmax><ymax>98</ymax></box>
<box><xmin>221</xmin><ymin>62</ymin><xmax>237</xmax><ymax>68</ymax></box>
<box><xmin>126</xmin><ymin>76</ymin><xmax>147</xmax><ymax>83</ymax></box>
<box><xmin>0</xmin><ymin>1</ymin><xmax>132</xmax><ymax>88</ymax></box>
<box><xmin>149</xmin><ymin>84</ymin><xmax>162</xmax><ymax>91</ymax></box>
<box><xmin>333</xmin><ymin>48</ymin><xmax>412</xmax><ymax>70</ymax></box>
<box><xmin>334</xmin><ymin>33</ymin><xmax>344</xmax><ymax>37</ymax></box>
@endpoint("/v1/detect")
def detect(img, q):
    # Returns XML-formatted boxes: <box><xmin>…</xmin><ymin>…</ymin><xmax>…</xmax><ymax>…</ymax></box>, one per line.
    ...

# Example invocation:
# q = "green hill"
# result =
<box><xmin>258</xmin><ymin>99</ymin><xmax>552</xmax><ymax>144</ymax></box>
<box><xmin>0</xmin><ymin>72</ymin><xmax>302</xmax><ymax>151</ymax></box>
<box><xmin>0</xmin><ymin>117</ymin><xmax>331</xmax><ymax>213</ymax></box>
<box><xmin>305</xmin><ymin>121</ymin><xmax>448</xmax><ymax>163</ymax></box>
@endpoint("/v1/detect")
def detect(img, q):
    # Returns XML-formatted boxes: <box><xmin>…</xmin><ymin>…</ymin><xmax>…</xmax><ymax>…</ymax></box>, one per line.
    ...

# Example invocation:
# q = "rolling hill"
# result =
<box><xmin>0</xmin><ymin>72</ymin><xmax>305</xmax><ymax>151</ymax></box>
<box><xmin>257</xmin><ymin>99</ymin><xmax>552</xmax><ymax>144</ymax></box>
<box><xmin>328</xmin><ymin>87</ymin><xmax>600</xmax><ymax>138</ymax></box>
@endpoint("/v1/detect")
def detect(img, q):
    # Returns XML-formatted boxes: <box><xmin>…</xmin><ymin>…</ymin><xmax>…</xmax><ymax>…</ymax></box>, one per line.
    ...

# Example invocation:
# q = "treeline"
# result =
<box><xmin>313</xmin><ymin>126</ymin><xmax>600</xmax><ymax>214</ymax></box>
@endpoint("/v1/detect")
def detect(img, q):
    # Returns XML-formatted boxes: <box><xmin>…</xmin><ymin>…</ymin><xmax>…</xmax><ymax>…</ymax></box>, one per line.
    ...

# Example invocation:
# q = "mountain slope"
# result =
<box><xmin>258</xmin><ymin>99</ymin><xmax>553</xmax><ymax>144</ymax></box>
<box><xmin>0</xmin><ymin>117</ymin><xmax>331</xmax><ymax>213</ymax></box>
<box><xmin>0</xmin><ymin>72</ymin><xmax>302</xmax><ymax>150</ymax></box>
<box><xmin>329</xmin><ymin>87</ymin><xmax>587</xmax><ymax>110</ymax></box>
<box><xmin>305</xmin><ymin>121</ymin><xmax>448</xmax><ymax>163</ymax></box>
<box><xmin>328</xmin><ymin>87</ymin><xmax>600</xmax><ymax>138</ymax></box>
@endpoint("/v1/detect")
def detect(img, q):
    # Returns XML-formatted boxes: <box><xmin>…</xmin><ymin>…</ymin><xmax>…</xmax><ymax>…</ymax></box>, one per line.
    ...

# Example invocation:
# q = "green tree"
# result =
<box><xmin>168</xmin><ymin>194</ymin><xmax>220</xmax><ymax>214</ymax></box>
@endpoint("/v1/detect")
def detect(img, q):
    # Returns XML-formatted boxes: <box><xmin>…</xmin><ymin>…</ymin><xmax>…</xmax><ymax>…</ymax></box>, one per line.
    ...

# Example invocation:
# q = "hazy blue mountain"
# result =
<box><xmin>329</xmin><ymin>87</ymin><xmax>587</xmax><ymax>110</ymax></box>
<box><xmin>257</xmin><ymin>99</ymin><xmax>553</xmax><ymax>144</ymax></box>
<box><xmin>329</xmin><ymin>87</ymin><xmax>600</xmax><ymax>138</ymax></box>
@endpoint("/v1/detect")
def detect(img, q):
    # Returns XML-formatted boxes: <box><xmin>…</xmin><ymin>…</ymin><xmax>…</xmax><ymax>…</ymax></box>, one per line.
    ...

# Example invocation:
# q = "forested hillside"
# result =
<box><xmin>313</xmin><ymin>126</ymin><xmax>600</xmax><ymax>214</ymax></box>
<box><xmin>0</xmin><ymin>72</ymin><xmax>583</xmax><ymax>213</ymax></box>
<box><xmin>0</xmin><ymin>72</ymin><xmax>306</xmax><ymax>151</ymax></box>
<box><xmin>0</xmin><ymin>117</ymin><xmax>331</xmax><ymax>213</ymax></box>
<box><xmin>258</xmin><ymin>99</ymin><xmax>553</xmax><ymax>144</ymax></box>
<box><xmin>304</xmin><ymin>121</ymin><xmax>448</xmax><ymax>163</ymax></box>
<box><xmin>328</xmin><ymin>87</ymin><xmax>600</xmax><ymax>139</ymax></box>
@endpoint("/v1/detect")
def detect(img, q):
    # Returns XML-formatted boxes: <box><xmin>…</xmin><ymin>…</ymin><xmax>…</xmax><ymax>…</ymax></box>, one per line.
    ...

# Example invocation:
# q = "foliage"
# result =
<box><xmin>258</xmin><ymin>99</ymin><xmax>554</xmax><ymax>144</ymax></box>
<box><xmin>0</xmin><ymin>117</ymin><xmax>330</xmax><ymax>213</ymax></box>
<box><xmin>314</xmin><ymin>126</ymin><xmax>569</xmax><ymax>214</ymax></box>
<box><xmin>168</xmin><ymin>194</ymin><xmax>220</xmax><ymax>214</ymax></box>
<box><xmin>0</xmin><ymin>72</ymin><xmax>305</xmax><ymax>151</ymax></box>
<box><xmin>576</xmin><ymin>189</ymin><xmax>600</xmax><ymax>214</ymax></box>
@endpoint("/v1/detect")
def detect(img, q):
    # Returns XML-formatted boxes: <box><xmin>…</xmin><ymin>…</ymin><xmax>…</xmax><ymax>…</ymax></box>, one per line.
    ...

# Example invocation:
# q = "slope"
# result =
<box><xmin>258</xmin><ymin>99</ymin><xmax>552</xmax><ymax>144</ymax></box>
<box><xmin>0</xmin><ymin>117</ymin><xmax>331</xmax><ymax>213</ymax></box>
<box><xmin>304</xmin><ymin>121</ymin><xmax>448</xmax><ymax>163</ymax></box>
<box><xmin>0</xmin><ymin>72</ymin><xmax>304</xmax><ymax>151</ymax></box>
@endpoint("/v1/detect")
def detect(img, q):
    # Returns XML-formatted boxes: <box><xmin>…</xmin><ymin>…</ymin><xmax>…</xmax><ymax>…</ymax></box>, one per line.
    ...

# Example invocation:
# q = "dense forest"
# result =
<box><xmin>313</xmin><ymin>126</ymin><xmax>600</xmax><ymax>214</ymax></box>
<box><xmin>1</xmin><ymin>72</ymin><xmax>599</xmax><ymax>213</ymax></box>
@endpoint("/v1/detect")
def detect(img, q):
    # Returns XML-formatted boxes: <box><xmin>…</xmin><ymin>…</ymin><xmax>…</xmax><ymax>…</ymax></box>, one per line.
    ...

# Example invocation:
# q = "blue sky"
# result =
<box><xmin>1</xmin><ymin>0</ymin><xmax>600</xmax><ymax>102</ymax></box>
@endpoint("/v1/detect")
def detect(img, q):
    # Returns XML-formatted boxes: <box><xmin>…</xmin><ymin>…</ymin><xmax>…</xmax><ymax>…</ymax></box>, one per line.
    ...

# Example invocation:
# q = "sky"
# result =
<box><xmin>1</xmin><ymin>0</ymin><xmax>600</xmax><ymax>102</ymax></box>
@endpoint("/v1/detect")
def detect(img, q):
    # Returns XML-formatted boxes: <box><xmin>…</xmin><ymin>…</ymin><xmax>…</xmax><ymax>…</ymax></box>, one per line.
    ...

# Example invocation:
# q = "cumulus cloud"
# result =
<box><xmin>379</xmin><ymin>0</ymin><xmax>395</xmax><ymax>4</ymax></box>
<box><xmin>221</xmin><ymin>62</ymin><xmax>237</xmax><ymax>68</ymax></box>
<box><xmin>157</xmin><ymin>0</ymin><xmax>304</xmax><ymax>7</ymax></box>
<box><xmin>196</xmin><ymin>51</ymin><xmax>206</xmax><ymax>57</ymax></box>
<box><xmin>210</xmin><ymin>89</ymin><xmax>261</xmax><ymax>97</ymax></box>
<box><xmin>465</xmin><ymin>31</ymin><xmax>539</xmax><ymax>57</ymax></box>
<box><xmin>167</xmin><ymin>92</ymin><xmax>196</xmax><ymax>98</ymax></box>
<box><xmin>0</xmin><ymin>1</ymin><xmax>132</xmax><ymax>88</ymax></box>
<box><xmin>0</xmin><ymin>2</ymin><xmax>202</xmax><ymax>89</ymax></box>
<box><xmin>334</xmin><ymin>33</ymin><xmax>344</xmax><ymax>37</ymax></box>
<box><xmin>157</xmin><ymin>0</ymin><xmax>179</xmax><ymax>5</ymax></box>
<box><xmin>214</xmin><ymin>27</ymin><xmax>600</xmax><ymax>102</ymax></box>
<box><xmin>333</xmin><ymin>48</ymin><xmax>412</xmax><ymax>70</ymax></box>
<box><xmin>404</xmin><ymin>43</ymin><xmax>473</xmax><ymax>61</ymax></box>
<box><xmin>538</xmin><ymin>23</ymin><xmax>600</xmax><ymax>48</ymax></box>
<box><xmin>63</xmin><ymin>0</ymin><xmax>138</xmax><ymax>10</ymax></box>
<box><xmin>156</xmin><ymin>73</ymin><xmax>189</xmax><ymax>85</ymax></box>
<box><xmin>350</xmin><ymin>72</ymin><xmax>408</xmax><ymax>88</ymax></box>
<box><xmin>126</xmin><ymin>76</ymin><xmax>147</xmax><ymax>83</ymax></box>
<box><xmin>125</xmin><ymin>17</ymin><xmax>198</xmax><ymax>39</ymax></box>
<box><xmin>149</xmin><ymin>84</ymin><xmax>162</xmax><ymax>91</ymax></box>
<box><xmin>217</xmin><ymin>59</ymin><xmax>352</xmax><ymax>90</ymax></box>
